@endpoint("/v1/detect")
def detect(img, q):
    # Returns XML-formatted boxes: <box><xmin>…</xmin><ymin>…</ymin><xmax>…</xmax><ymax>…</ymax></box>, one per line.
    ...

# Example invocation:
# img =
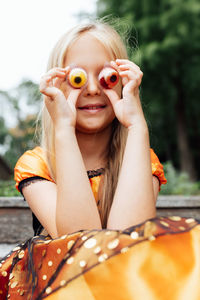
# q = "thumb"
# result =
<box><xmin>103</xmin><ymin>89</ymin><xmax>120</xmax><ymax>107</ymax></box>
<box><xmin>67</xmin><ymin>88</ymin><xmax>82</xmax><ymax>109</ymax></box>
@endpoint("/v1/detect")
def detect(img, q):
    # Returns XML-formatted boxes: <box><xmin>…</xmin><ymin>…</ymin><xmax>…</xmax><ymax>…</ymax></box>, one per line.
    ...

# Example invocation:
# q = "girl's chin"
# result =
<box><xmin>75</xmin><ymin>126</ymin><xmax>104</xmax><ymax>134</ymax></box>
<box><xmin>75</xmin><ymin>122</ymin><xmax>113</xmax><ymax>134</ymax></box>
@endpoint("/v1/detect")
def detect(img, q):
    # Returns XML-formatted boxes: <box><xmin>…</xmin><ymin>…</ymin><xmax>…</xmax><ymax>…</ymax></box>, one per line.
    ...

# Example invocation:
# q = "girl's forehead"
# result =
<box><xmin>65</xmin><ymin>33</ymin><xmax>113</xmax><ymax>68</ymax></box>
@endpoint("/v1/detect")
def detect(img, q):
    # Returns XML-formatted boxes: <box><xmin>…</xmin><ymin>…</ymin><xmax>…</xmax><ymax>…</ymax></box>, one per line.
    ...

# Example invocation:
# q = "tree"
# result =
<box><xmin>0</xmin><ymin>80</ymin><xmax>41</xmax><ymax>169</ymax></box>
<box><xmin>97</xmin><ymin>0</ymin><xmax>200</xmax><ymax>180</ymax></box>
<box><xmin>0</xmin><ymin>117</ymin><xmax>8</xmax><ymax>146</ymax></box>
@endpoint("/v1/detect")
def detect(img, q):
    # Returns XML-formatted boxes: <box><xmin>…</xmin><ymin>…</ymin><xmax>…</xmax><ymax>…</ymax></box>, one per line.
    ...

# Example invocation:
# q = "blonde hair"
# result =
<box><xmin>41</xmin><ymin>19</ymin><xmax>129</xmax><ymax>228</ymax></box>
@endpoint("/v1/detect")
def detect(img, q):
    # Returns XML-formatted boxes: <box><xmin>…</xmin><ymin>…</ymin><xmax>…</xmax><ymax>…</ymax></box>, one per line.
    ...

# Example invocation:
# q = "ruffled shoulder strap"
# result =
<box><xmin>14</xmin><ymin>147</ymin><xmax>167</xmax><ymax>193</ymax></box>
<box><xmin>14</xmin><ymin>147</ymin><xmax>54</xmax><ymax>191</ymax></box>
<box><xmin>150</xmin><ymin>148</ymin><xmax>167</xmax><ymax>186</ymax></box>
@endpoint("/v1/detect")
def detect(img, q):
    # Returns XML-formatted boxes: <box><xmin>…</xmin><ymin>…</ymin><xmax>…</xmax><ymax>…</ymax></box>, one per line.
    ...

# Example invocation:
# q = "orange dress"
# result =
<box><xmin>1</xmin><ymin>148</ymin><xmax>200</xmax><ymax>299</ymax></box>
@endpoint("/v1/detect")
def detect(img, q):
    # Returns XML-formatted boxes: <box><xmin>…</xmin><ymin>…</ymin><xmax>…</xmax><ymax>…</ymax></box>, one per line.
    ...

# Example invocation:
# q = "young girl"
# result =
<box><xmin>15</xmin><ymin>20</ymin><xmax>165</xmax><ymax>238</ymax></box>
<box><xmin>1</xmin><ymin>20</ymin><xmax>200</xmax><ymax>300</ymax></box>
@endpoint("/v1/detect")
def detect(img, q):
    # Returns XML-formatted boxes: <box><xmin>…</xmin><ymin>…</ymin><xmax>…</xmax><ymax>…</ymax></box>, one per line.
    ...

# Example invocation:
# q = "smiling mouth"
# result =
<box><xmin>78</xmin><ymin>105</ymin><xmax>106</xmax><ymax>110</ymax></box>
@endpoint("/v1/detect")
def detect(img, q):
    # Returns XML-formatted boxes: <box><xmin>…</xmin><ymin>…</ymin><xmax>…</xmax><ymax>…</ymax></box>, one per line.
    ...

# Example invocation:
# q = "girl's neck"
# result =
<box><xmin>76</xmin><ymin>125</ymin><xmax>112</xmax><ymax>171</ymax></box>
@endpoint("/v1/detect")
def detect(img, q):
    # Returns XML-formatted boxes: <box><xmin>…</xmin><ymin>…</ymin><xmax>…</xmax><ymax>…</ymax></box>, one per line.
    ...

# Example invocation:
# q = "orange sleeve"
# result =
<box><xmin>150</xmin><ymin>148</ymin><xmax>167</xmax><ymax>187</ymax></box>
<box><xmin>14</xmin><ymin>146</ymin><xmax>54</xmax><ymax>191</ymax></box>
<box><xmin>14</xmin><ymin>147</ymin><xmax>166</xmax><ymax>193</ymax></box>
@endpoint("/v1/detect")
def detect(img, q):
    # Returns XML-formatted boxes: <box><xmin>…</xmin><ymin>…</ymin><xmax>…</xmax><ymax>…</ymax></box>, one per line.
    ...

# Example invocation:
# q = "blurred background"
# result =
<box><xmin>1</xmin><ymin>0</ymin><xmax>200</xmax><ymax>196</ymax></box>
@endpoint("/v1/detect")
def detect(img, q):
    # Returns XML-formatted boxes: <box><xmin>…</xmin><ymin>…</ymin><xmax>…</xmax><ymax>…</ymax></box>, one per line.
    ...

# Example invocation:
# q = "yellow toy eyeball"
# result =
<box><xmin>68</xmin><ymin>67</ymin><xmax>87</xmax><ymax>88</ymax></box>
<box><xmin>98</xmin><ymin>67</ymin><xmax>119</xmax><ymax>89</ymax></box>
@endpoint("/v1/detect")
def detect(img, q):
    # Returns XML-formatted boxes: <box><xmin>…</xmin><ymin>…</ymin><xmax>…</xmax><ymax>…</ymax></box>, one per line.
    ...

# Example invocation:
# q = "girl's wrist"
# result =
<box><xmin>54</xmin><ymin>118</ymin><xmax>75</xmax><ymax>130</ymax></box>
<box><xmin>128</xmin><ymin>124</ymin><xmax>149</xmax><ymax>138</ymax></box>
<box><xmin>127</xmin><ymin>116</ymin><xmax>148</xmax><ymax>131</ymax></box>
<box><xmin>54</xmin><ymin>123</ymin><xmax>76</xmax><ymax>139</ymax></box>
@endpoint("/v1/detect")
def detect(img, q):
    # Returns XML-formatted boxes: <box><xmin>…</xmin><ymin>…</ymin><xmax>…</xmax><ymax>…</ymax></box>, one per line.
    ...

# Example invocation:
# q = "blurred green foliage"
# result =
<box><xmin>0</xmin><ymin>80</ymin><xmax>41</xmax><ymax>169</ymax></box>
<box><xmin>97</xmin><ymin>0</ymin><xmax>200</xmax><ymax>181</ymax></box>
<box><xmin>160</xmin><ymin>161</ymin><xmax>200</xmax><ymax>195</ymax></box>
<box><xmin>0</xmin><ymin>181</ymin><xmax>20</xmax><ymax>197</ymax></box>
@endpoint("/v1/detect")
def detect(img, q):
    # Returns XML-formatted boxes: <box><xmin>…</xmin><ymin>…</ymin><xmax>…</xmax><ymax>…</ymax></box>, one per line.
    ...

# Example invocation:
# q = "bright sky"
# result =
<box><xmin>0</xmin><ymin>0</ymin><xmax>97</xmax><ymax>90</ymax></box>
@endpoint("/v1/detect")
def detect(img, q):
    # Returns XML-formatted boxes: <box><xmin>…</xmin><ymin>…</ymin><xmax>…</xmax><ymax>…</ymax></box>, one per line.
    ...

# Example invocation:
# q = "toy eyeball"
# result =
<box><xmin>68</xmin><ymin>67</ymin><xmax>87</xmax><ymax>88</ymax></box>
<box><xmin>98</xmin><ymin>67</ymin><xmax>119</xmax><ymax>89</ymax></box>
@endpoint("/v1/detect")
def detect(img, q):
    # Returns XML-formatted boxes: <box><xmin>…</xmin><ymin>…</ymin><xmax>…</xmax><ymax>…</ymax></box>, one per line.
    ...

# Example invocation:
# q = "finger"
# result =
<box><xmin>118</xmin><ymin>64</ymin><xmax>130</xmax><ymax>71</ymax></box>
<box><xmin>63</xmin><ymin>66</ymin><xmax>71</xmax><ymax>76</ymax></box>
<box><xmin>54</xmin><ymin>76</ymin><xmax>66</xmax><ymax>89</ymax></box>
<box><xmin>121</xmin><ymin>76</ymin><xmax>129</xmax><ymax>86</ymax></box>
<box><xmin>40</xmin><ymin>86</ymin><xmax>61</xmax><ymax>99</ymax></box>
<box><xmin>119</xmin><ymin>70</ymin><xmax>143</xmax><ymax>85</ymax></box>
<box><xmin>47</xmin><ymin>67</ymin><xmax>68</xmax><ymax>75</ymax></box>
<box><xmin>116</xmin><ymin>59</ymin><xmax>141</xmax><ymax>71</ymax></box>
<box><xmin>40</xmin><ymin>71</ymin><xmax>65</xmax><ymax>89</ymax></box>
<box><xmin>119</xmin><ymin>70</ymin><xmax>135</xmax><ymax>80</ymax></box>
<box><xmin>67</xmin><ymin>88</ymin><xmax>82</xmax><ymax>110</ymax></box>
<box><xmin>103</xmin><ymin>88</ymin><xmax>120</xmax><ymax>107</ymax></box>
<box><xmin>40</xmin><ymin>76</ymin><xmax>51</xmax><ymax>93</ymax></box>
<box><xmin>47</xmin><ymin>69</ymin><xmax>66</xmax><ymax>80</ymax></box>
<box><xmin>110</xmin><ymin>60</ymin><xmax>119</xmax><ymax>71</ymax></box>
<box><xmin>118</xmin><ymin>64</ymin><xmax>141</xmax><ymax>73</ymax></box>
<box><xmin>40</xmin><ymin>67</ymin><xmax>69</xmax><ymax>94</ymax></box>
<box><xmin>44</xmin><ymin>68</ymin><xmax>68</xmax><ymax>88</ymax></box>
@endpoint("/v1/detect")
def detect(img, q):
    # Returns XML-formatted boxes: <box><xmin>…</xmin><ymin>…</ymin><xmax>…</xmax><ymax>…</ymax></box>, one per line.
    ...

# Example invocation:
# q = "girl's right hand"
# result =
<box><xmin>39</xmin><ymin>67</ymin><xmax>82</xmax><ymax>128</ymax></box>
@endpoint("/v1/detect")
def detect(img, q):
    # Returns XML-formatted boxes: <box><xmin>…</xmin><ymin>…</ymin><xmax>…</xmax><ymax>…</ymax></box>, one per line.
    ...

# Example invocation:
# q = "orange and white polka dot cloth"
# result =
<box><xmin>1</xmin><ymin>216</ymin><xmax>200</xmax><ymax>299</ymax></box>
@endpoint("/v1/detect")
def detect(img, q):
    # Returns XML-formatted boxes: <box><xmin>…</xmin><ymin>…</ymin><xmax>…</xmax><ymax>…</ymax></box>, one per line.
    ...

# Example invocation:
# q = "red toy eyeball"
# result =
<box><xmin>68</xmin><ymin>67</ymin><xmax>87</xmax><ymax>89</ymax></box>
<box><xmin>98</xmin><ymin>67</ymin><xmax>119</xmax><ymax>89</ymax></box>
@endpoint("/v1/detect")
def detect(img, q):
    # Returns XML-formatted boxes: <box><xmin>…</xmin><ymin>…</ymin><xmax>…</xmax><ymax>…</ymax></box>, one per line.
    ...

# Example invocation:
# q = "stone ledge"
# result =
<box><xmin>1</xmin><ymin>196</ymin><xmax>200</xmax><ymax>208</ymax></box>
<box><xmin>1</xmin><ymin>195</ymin><xmax>200</xmax><ymax>245</ymax></box>
<box><xmin>0</xmin><ymin>197</ymin><xmax>27</xmax><ymax>207</ymax></box>
<box><xmin>157</xmin><ymin>195</ymin><xmax>200</xmax><ymax>207</ymax></box>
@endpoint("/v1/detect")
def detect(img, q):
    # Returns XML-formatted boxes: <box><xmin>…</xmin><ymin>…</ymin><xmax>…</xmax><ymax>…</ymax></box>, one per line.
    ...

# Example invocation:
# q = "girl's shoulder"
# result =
<box><xmin>14</xmin><ymin>146</ymin><xmax>54</xmax><ymax>191</ymax></box>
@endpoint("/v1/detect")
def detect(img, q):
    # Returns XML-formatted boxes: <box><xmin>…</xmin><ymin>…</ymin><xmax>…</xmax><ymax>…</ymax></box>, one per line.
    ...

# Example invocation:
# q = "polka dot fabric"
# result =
<box><xmin>1</xmin><ymin>216</ymin><xmax>200</xmax><ymax>299</ymax></box>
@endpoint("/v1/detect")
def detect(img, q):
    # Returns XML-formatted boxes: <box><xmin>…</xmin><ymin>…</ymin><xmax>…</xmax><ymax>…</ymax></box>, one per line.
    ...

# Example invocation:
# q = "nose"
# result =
<box><xmin>85</xmin><ymin>74</ymin><xmax>101</xmax><ymax>96</ymax></box>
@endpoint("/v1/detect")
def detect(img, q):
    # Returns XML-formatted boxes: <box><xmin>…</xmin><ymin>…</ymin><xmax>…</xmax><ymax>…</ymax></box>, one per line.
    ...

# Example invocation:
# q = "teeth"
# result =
<box><xmin>83</xmin><ymin>106</ymin><xmax>103</xmax><ymax>109</ymax></box>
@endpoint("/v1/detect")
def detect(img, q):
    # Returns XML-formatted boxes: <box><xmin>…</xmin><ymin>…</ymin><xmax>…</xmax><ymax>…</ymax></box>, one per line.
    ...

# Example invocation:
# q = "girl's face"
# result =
<box><xmin>63</xmin><ymin>33</ymin><xmax>122</xmax><ymax>134</ymax></box>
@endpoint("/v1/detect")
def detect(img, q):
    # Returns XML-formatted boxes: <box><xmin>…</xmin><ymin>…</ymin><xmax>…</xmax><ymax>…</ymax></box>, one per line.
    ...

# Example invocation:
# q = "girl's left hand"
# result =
<box><xmin>103</xmin><ymin>59</ymin><xmax>145</xmax><ymax>129</ymax></box>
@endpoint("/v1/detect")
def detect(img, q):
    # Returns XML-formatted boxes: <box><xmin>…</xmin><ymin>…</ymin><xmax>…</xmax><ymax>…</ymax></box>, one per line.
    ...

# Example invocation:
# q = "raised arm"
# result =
<box><xmin>22</xmin><ymin>67</ymin><xmax>102</xmax><ymax>238</ymax></box>
<box><xmin>105</xmin><ymin>59</ymin><xmax>158</xmax><ymax>229</ymax></box>
<box><xmin>55</xmin><ymin>124</ymin><xmax>102</xmax><ymax>236</ymax></box>
<box><xmin>107</xmin><ymin>121</ymin><xmax>158</xmax><ymax>229</ymax></box>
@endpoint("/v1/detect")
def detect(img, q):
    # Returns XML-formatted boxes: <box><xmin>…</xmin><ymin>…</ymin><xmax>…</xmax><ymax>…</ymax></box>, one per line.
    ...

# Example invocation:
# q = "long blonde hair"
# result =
<box><xmin>41</xmin><ymin>19</ymin><xmax>129</xmax><ymax>228</ymax></box>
